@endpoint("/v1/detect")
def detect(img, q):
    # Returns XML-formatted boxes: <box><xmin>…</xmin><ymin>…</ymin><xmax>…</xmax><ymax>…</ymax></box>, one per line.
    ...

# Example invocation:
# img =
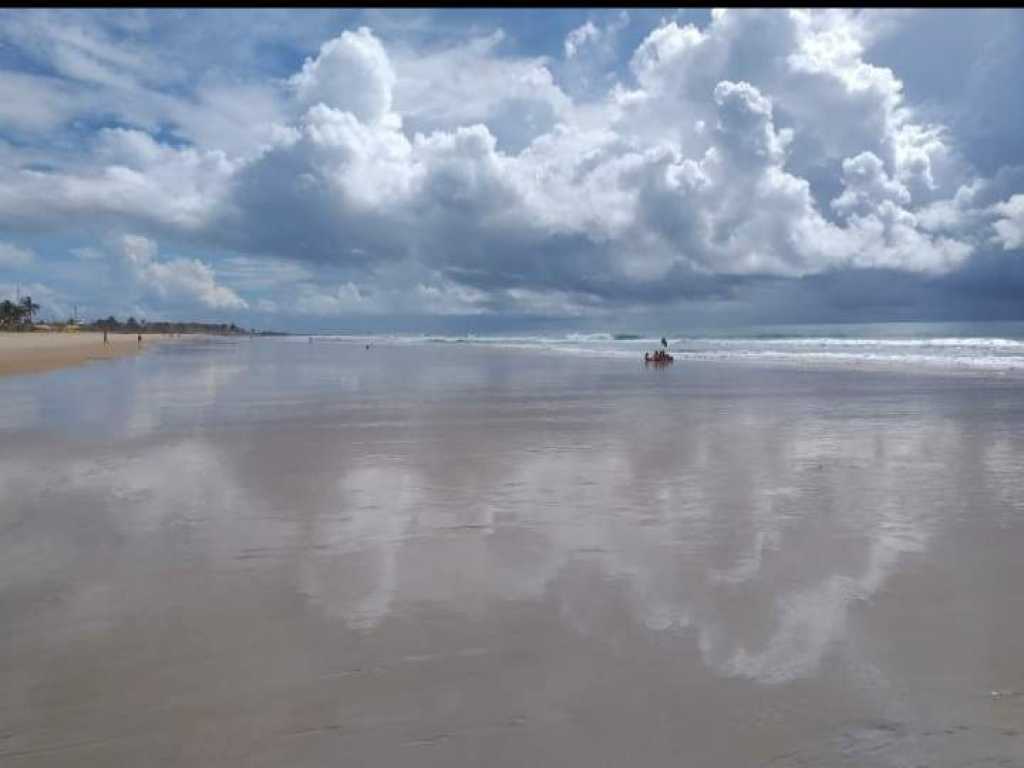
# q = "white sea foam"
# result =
<box><xmin>287</xmin><ymin>330</ymin><xmax>1024</xmax><ymax>373</ymax></box>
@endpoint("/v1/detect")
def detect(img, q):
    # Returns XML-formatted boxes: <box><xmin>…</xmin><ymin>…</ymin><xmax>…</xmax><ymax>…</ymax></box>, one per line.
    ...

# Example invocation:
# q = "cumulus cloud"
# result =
<box><xmin>0</xmin><ymin>11</ymin><xmax>1021</xmax><ymax>321</ymax></box>
<box><xmin>119</xmin><ymin>234</ymin><xmax>248</xmax><ymax>309</ymax></box>
<box><xmin>713</xmin><ymin>80</ymin><xmax>792</xmax><ymax>168</ymax></box>
<box><xmin>991</xmin><ymin>194</ymin><xmax>1024</xmax><ymax>250</ymax></box>
<box><xmin>0</xmin><ymin>128</ymin><xmax>235</xmax><ymax>232</ymax></box>
<box><xmin>565</xmin><ymin>22</ymin><xmax>600</xmax><ymax>60</ymax></box>
<box><xmin>289</xmin><ymin>26</ymin><xmax>396</xmax><ymax>123</ymax></box>
<box><xmin>391</xmin><ymin>30</ymin><xmax>571</xmax><ymax>152</ymax></box>
<box><xmin>830</xmin><ymin>151</ymin><xmax>909</xmax><ymax>216</ymax></box>
<box><xmin>559</xmin><ymin>13</ymin><xmax>632</xmax><ymax>103</ymax></box>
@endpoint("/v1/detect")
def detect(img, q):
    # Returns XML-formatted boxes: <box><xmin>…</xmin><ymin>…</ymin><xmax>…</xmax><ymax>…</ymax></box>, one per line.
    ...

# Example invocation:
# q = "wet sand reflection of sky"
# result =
<box><xmin>2</xmin><ymin>340</ymin><xmax>1023</xmax><ymax>766</ymax></box>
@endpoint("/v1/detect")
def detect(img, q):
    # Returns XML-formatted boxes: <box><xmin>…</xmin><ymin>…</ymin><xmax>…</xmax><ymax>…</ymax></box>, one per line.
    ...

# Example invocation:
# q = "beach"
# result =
<box><xmin>1</xmin><ymin>336</ymin><xmax>1023</xmax><ymax>766</ymax></box>
<box><xmin>0</xmin><ymin>332</ymin><xmax>172</xmax><ymax>378</ymax></box>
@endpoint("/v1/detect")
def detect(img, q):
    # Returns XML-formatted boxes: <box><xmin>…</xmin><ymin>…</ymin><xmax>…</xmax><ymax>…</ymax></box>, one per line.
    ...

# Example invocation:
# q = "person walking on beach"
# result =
<box><xmin>137</xmin><ymin>333</ymin><xmax>142</xmax><ymax>347</ymax></box>
<box><xmin>103</xmin><ymin>329</ymin><xmax>109</xmax><ymax>345</ymax></box>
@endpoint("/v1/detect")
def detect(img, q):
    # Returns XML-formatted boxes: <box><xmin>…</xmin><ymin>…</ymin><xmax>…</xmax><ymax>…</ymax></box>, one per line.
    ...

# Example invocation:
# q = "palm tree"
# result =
<box><xmin>19</xmin><ymin>296</ymin><xmax>39</xmax><ymax>327</ymax></box>
<box><xmin>0</xmin><ymin>299</ymin><xmax>20</xmax><ymax>329</ymax></box>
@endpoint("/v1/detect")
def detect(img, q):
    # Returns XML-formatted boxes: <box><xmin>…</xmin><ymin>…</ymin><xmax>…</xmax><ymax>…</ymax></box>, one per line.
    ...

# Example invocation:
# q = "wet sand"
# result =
<box><xmin>1</xmin><ymin>338</ymin><xmax>1023</xmax><ymax>766</ymax></box>
<box><xmin>0</xmin><ymin>332</ymin><xmax>171</xmax><ymax>378</ymax></box>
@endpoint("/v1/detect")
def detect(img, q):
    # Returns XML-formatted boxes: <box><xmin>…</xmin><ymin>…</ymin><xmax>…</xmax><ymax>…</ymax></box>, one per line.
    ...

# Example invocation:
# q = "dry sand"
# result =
<box><xmin>0</xmin><ymin>332</ymin><xmax>171</xmax><ymax>377</ymax></box>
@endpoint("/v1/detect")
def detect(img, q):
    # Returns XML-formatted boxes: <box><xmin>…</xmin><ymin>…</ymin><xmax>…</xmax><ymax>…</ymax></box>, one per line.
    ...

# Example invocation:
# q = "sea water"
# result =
<box><xmin>296</xmin><ymin>321</ymin><xmax>1024</xmax><ymax>373</ymax></box>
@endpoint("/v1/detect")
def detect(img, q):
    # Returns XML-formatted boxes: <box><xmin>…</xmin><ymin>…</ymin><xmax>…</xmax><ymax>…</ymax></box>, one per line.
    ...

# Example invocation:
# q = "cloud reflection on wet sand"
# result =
<box><xmin>2</xmin><ymin>340</ymin><xmax>1023</xmax><ymax>766</ymax></box>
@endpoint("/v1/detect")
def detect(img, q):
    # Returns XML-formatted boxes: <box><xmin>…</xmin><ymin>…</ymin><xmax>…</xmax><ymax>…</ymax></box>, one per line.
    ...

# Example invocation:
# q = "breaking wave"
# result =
<box><xmin>289</xmin><ymin>326</ymin><xmax>1024</xmax><ymax>373</ymax></box>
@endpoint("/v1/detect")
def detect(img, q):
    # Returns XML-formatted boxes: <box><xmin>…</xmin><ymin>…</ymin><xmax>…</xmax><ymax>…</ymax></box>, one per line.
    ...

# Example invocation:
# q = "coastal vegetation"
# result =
<box><xmin>84</xmin><ymin>316</ymin><xmax>259</xmax><ymax>335</ymax></box>
<box><xmin>0</xmin><ymin>296</ymin><xmax>40</xmax><ymax>330</ymax></box>
<box><xmin>1</xmin><ymin>301</ymin><xmax>282</xmax><ymax>336</ymax></box>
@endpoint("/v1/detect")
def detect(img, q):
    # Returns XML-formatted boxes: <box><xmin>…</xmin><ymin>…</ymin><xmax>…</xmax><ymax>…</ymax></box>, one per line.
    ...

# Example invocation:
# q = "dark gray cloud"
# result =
<box><xmin>866</xmin><ymin>9</ymin><xmax>1024</xmax><ymax>176</ymax></box>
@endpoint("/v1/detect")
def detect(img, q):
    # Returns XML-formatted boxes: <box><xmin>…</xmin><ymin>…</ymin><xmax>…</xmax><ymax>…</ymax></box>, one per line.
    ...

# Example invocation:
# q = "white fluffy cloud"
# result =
<box><xmin>0</xmin><ymin>128</ymin><xmax>235</xmax><ymax>232</ymax></box>
<box><xmin>831</xmin><ymin>151</ymin><xmax>909</xmax><ymax>216</ymax></box>
<box><xmin>565</xmin><ymin>22</ymin><xmax>600</xmax><ymax>60</ymax></box>
<box><xmin>391</xmin><ymin>30</ymin><xmax>571</xmax><ymax>152</ymax></box>
<box><xmin>0</xmin><ymin>11</ymin><xmax>1021</xmax><ymax>320</ymax></box>
<box><xmin>289</xmin><ymin>26</ymin><xmax>396</xmax><ymax>124</ymax></box>
<box><xmin>991</xmin><ymin>194</ymin><xmax>1024</xmax><ymax>250</ymax></box>
<box><xmin>560</xmin><ymin>13</ymin><xmax>631</xmax><ymax>101</ymax></box>
<box><xmin>119</xmin><ymin>234</ymin><xmax>247</xmax><ymax>309</ymax></box>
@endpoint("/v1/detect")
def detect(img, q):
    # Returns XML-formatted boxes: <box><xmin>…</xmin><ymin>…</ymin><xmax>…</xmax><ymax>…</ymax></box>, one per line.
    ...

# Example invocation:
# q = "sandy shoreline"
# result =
<box><xmin>1</xmin><ymin>341</ymin><xmax>1023</xmax><ymax>766</ymax></box>
<box><xmin>0</xmin><ymin>331</ymin><xmax>174</xmax><ymax>378</ymax></box>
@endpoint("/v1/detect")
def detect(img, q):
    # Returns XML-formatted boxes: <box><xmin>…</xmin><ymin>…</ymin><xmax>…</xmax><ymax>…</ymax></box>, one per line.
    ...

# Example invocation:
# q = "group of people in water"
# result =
<box><xmin>644</xmin><ymin>349</ymin><xmax>673</xmax><ymax>363</ymax></box>
<box><xmin>644</xmin><ymin>337</ymin><xmax>673</xmax><ymax>364</ymax></box>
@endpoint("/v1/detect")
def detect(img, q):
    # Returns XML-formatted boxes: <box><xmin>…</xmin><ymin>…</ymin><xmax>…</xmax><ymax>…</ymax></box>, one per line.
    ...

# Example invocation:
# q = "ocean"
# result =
<box><xmin>298</xmin><ymin>321</ymin><xmax>1024</xmax><ymax>373</ymax></box>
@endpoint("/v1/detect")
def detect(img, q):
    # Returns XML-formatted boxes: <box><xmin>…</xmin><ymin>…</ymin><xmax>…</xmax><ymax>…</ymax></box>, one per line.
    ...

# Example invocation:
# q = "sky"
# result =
<box><xmin>1</xmin><ymin>8</ymin><xmax>1023</xmax><ymax>332</ymax></box>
